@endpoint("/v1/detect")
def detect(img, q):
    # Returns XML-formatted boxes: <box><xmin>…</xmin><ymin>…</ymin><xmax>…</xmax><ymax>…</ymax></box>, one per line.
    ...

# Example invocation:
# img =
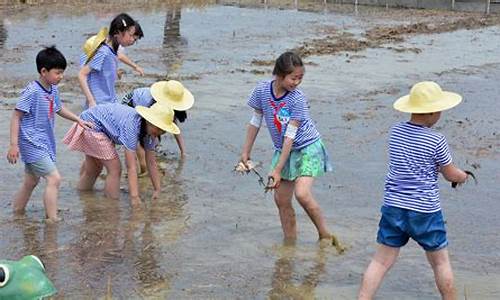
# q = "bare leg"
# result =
<box><xmin>13</xmin><ymin>172</ymin><xmax>40</xmax><ymax>214</ymax></box>
<box><xmin>294</xmin><ymin>176</ymin><xmax>330</xmax><ymax>239</ymax></box>
<box><xmin>43</xmin><ymin>170</ymin><xmax>62</xmax><ymax>221</ymax></box>
<box><xmin>136</xmin><ymin>144</ymin><xmax>147</xmax><ymax>175</ymax></box>
<box><xmin>77</xmin><ymin>155</ymin><xmax>102</xmax><ymax>191</ymax></box>
<box><xmin>358</xmin><ymin>244</ymin><xmax>400</xmax><ymax>300</ymax></box>
<box><xmin>426</xmin><ymin>248</ymin><xmax>456</xmax><ymax>300</ymax></box>
<box><xmin>101</xmin><ymin>157</ymin><xmax>122</xmax><ymax>200</ymax></box>
<box><xmin>274</xmin><ymin>180</ymin><xmax>296</xmax><ymax>240</ymax></box>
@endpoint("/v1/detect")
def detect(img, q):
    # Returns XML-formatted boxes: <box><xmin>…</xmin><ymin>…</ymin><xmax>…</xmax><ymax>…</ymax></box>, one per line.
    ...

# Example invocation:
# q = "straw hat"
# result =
<box><xmin>150</xmin><ymin>80</ymin><xmax>194</xmax><ymax>111</ymax></box>
<box><xmin>136</xmin><ymin>103</ymin><xmax>180</xmax><ymax>134</ymax></box>
<box><xmin>393</xmin><ymin>81</ymin><xmax>462</xmax><ymax>113</ymax></box>
<box><xmin>82</xmin><ymin>27</ymin><xmax>108</xmax><ymax>61</ymax></box>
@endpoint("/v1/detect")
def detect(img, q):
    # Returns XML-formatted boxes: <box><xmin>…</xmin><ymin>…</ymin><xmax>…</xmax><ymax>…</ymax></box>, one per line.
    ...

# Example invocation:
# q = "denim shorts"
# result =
<box><xmin>25</xmin><ymin>156</ymin><xmax>57</xmax><ymax>177</ymax></box>
<box><xmin>376</xmin><ymin>205</ymin><xmax>448</xmax><ymax>251</ymax></box>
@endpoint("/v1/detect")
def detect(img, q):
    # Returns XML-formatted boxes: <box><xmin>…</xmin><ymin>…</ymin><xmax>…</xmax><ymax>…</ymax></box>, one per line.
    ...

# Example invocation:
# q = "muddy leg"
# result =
<box><xmin>13</xmin><ymin>172</ymin><xmax>40</xmax><ymax>214</ymax></box>
<box><xmin>426</xmin><ymin>248</ymin><xmax>456</xmax><ymax>300</ymax></box>
<box><xmin>102</xmin><ymin>157</ymin><xmax>122</xmax><ymax>200</ymax></box>
<box><xmin>43</xmin><ymin>170</ymin><xmax>62</xmax><ymax>221</ymax></box>
<box><xmin>274</xmin><ymin>180</ymin><xmax>296</xmax><ymax>241</ymax></box>
<box><xmin>359</xmin><ymin>244</ymin><xmax>400</xmax><ymax>300</ymax></box>
<box><xmin>294</xmin><ymin>176</ymin><xmax>330</xmax><ymax>239</ymax></box>
<box><xmin>78</xmin><ymin>155</ymin><xmax>102</xmax><ymax>191</ymax></box>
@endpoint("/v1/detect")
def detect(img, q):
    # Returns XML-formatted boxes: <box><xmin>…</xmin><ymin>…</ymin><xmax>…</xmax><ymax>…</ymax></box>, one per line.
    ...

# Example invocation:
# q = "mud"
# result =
<box><xmin>0</xmin><ymin>1</ymin><xmax>499</xmax><ymax>299</ymax></box>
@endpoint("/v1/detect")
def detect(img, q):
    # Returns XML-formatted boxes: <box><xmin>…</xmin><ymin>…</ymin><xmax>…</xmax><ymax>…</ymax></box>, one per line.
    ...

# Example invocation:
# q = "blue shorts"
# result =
<box><xmin>376</xmin><ymin>205</ymin><xmax>448</xmax><ymax>251</ymax></box>
<box><xmin>25</xmin><ymin>156</ymin><xmax>57</xmax><ymax>177</ymax></box>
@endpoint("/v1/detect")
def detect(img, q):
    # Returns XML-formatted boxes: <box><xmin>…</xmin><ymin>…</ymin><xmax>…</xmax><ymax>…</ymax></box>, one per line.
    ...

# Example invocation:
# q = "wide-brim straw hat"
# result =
<box><xmin>83</xmin><ymin>27</ymin><xmax>108</xmax><ymax>61</ymax></box>
<box><xmin>150</xmin><ymin>80</ymin><xmax>194</xmax><ymax>111</ymax></box>
<box><xmin>136</xmin><ymin>103</ymin><xmax>180</xmax><ymax>134</ymax></box>
<box><xmin>393</xmin><ymin>81</ymin><xmax>462</xmax><ymax>113</ymax></box>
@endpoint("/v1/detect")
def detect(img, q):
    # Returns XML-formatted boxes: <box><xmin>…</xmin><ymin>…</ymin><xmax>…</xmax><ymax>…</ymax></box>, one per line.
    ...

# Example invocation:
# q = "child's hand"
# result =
<box><xmin>133</xmin><ymin>65</ymin><xmax>145</xmax><ymax>76</ymax></box>
<box><xmin>265</xmin><ymin>171</ymin><xmax>281</xmax><ymax>192</ymax></box>
<box><xmin>7</xmin><ymin>145</ymin><xmax>19</xmax><ymax>164</ymax></box>
<box><xmin>77</xmin><ymin>119</ymin><xmax>94</xmax><ymax>130</ymax></box>
<box><xmin>117</xmin><ymin>68</ymin><xmax>126</xmax><ymax>80</ymax></box>
<box><xmin>152</xmin><ymin>189</ymin><xmax>160</xmax><ymax>200</ymax></box>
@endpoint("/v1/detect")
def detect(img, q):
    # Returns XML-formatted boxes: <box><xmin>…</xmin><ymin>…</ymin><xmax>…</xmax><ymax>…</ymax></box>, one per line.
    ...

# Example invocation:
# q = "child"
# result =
<box><xmin>117</xmin><ymin>21</ymin><xmax>145</xmax><ymax>77</ymax></box>
<box><xmin>78</xmin><ymin>13</ymin><xmax>142</xmax><ymax>108</ymax></box>
<box><xmin>122</xmin><ymin>80</ymin><xmax>194</xmax><ymax>174</ymax></box>
<box><xmin>6</xmin><ymin>46</ymin><xmax>92</xmax><ymax>222</ymax></box>
<box><xmin>63</xmin><ymin>102</ymin><xmax>179</xmax><ymax>206</ymax></box>
<box><xmin>238</xmin><ymin>51</ymin><xmax>334</xmax><ymax>243</ymax></box>
<box><xmin>358</xmin><ymin>81</ymin><xmax>469</xmax><ymax>300</ymax></box>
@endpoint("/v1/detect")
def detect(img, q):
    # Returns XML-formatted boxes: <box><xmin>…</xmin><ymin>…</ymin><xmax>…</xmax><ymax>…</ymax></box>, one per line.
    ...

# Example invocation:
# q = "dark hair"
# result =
<box><xmin>272</xmin><ymin>51</ymin><xmax>303</xmax><ymax>77</ymax></box>
<box><xmin>36</xmin><ymin>46</ymin><xmax>67</xmax><ymax>73</ymax></box>
<box><xmin>139</xmin><ymin>118</ymin><xmax>148</xmax><ymax>147</ymax></box>
<box><xmin>174</xmin><ymin>110</ymin><xmax>187</xmax><ymax>123</ymax></box>
<box><xmin>134</xmin><ymin>21</ymin><xmax>144</xmax><ymax>40</ymax></box>
<box><xmin>109</xmin><ymin>13</ymin><xmax>138</xmax><ymax>52</ymax></box>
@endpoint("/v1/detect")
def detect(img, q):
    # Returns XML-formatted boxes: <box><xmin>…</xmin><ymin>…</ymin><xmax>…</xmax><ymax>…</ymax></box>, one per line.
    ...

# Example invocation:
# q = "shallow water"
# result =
<box><xmin>0</xmin><ymin>1</ymin><xmax>499</xmax><ymax>299</ymax></box>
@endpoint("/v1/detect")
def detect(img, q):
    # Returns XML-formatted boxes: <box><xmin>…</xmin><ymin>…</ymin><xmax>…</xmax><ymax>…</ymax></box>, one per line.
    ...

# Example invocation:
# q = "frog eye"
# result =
<box><xmin>0</xmin><ymin>264</ymin><xmax>9</xmax><ymax>287</ymax></box>
<box><xmin>29</xmin><ymin>255</ymin><xmax>45</xmax><ymax>270</ymax></box>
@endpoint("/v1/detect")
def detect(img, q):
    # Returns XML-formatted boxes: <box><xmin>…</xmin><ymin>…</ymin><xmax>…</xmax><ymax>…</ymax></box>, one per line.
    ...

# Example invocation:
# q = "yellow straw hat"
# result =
<box><xmin>150</xmin><ymin>80</ymin><xmax>194</xmax><ymax>111</ymax></box>
<box><xmin>82</xmin><ymin>27</ymin><xmax>108</xmax><ymax>62</ymax></box>
<box><xmin>393</xmin><ymin>81</ymin><xmax>462</xmax><ymax>113</ymax></box>
<box><xmin>135</xmin><ymin>103</ymin><xmax>180</xmax><ymax>134</ymax></box>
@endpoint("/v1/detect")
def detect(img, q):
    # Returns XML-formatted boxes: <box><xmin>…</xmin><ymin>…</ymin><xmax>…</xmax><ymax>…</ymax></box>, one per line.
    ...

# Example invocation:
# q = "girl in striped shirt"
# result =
<box><xmin>238</xmin><ymin>52</ymin><xmax>338</xmax><ymax>245</ymax></box>
<box><xmin>78</xmin><ymin>13</ymin><xmax>143</xmax><ymax>108</ymax></box>
<box><xmin>63</xmin><ymin>103</ymin><xmax>179</xmax><ymax>206</ymax></box>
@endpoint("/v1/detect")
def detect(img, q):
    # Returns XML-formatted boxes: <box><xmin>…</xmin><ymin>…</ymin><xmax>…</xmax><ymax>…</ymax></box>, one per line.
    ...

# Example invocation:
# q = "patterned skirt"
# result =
<box><xmin>63</xmin><ymin>123</ymin><xmax>118</xmax><ymax>160</ymax></box>
<box><xmin>270</xmin><ymin>139</ymin><xmax>332</xmax><ymax>181</ymax></box>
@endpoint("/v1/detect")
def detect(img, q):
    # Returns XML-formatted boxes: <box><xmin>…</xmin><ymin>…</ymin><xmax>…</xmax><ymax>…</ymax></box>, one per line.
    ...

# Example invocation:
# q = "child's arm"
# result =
<box><xmin>440</xmin><ymin>163</ymin><xmax>468</xmax><ymax>184</ymax></box>
<box><xmin>267</xmin><ymin>120</ymin><xmax>298</xmax><ymax>188</ymax></box>
<box><xmin>57</xmin><ymin>106</ymin><xmax>93</xmax><ymax>129</ymax></box>
<box><xmin>240</xmin><ymin>109</ymin><xmax>262</xmax><ymax>166</ymax></box>
<box><xmin>117</xmin><ymin>52</ymin><xmax>144</xmax><ymax>76</ymax></box>
<box><xmin>6</xmin><ymin>110</ymin><xmax>23</xmax><ymax>164</ymax></box>
<box><xmin>124</xmin><ymin>149</ymin><xmax>141</xmax><ymax>205</ymax></box>
<box><xmin>78</xmin><ymin>65</ymin><xmax>97</xmax><ymax>107</ymax></box>
<box><xmin>174</xmin><ymin>133</ymin><xmax>186</xmax><ymax>158</ymax></box>
<box><xmin>145</xmin><ymin>149</ymin><xmax>161</xmax><ymax>199</ymax></box>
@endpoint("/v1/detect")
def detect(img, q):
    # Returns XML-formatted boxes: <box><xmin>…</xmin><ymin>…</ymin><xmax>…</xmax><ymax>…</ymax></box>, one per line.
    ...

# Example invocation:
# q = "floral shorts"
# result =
<box><xmin>270</xmin><ymin>139</ymin><xmax>332</xmax><ymax>181</ymax></box>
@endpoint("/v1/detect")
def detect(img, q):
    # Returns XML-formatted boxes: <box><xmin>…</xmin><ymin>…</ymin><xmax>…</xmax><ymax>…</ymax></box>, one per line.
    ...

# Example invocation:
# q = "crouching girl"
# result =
<box><xmin>63</xmin><ymin>102</ymin><xmax>179</xmax><ymax>206</ymax></box>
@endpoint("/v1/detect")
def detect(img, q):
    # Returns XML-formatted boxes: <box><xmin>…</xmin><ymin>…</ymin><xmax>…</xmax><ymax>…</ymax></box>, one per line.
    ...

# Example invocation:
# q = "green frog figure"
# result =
<box><xmin>0</xmin><ymin>255</ymin><xmax>56</xmax><ymax>300</ymax></box>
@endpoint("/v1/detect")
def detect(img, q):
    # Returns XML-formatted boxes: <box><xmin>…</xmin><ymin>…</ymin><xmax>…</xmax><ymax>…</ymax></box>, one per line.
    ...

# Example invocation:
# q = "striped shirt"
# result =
<box><xmin>82</xmin><ymin>44</ymin><xmax>118</xmax><ymax>107</ymax></box>
<box><xmin>16</xmin><ymin>81</ymin><xmax>62</xmax><ymax>163</ymax></box>
<box><xmin>80</xmin><ymin>103</ymin><xmax>156</xmax><ymax>151</ymax></box>
<box><xmin>247</xmin><ymin>80</ymin><xmax>320</xmax><ymax>150</ymax></box>
<box><xmin>122</xmin><ymin>87</ymin><xmax>154</xmax><ymax>108</ymax></box>
<box><xmin>383</xmin><ymin>122</ymin><xmax>452</xmax><ymax>213</ymax></box>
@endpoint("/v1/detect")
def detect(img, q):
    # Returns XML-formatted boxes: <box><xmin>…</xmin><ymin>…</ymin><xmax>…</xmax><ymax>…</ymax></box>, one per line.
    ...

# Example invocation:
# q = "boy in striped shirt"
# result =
<box><xmin>7</xmin><ymin>46</ymin><xmax>92</xmax><ymax>223</ymax></box>
<box><xmin>359</xmin><ymin>82</ymin><xmax>469</xmax><ymax>300</ymax></box>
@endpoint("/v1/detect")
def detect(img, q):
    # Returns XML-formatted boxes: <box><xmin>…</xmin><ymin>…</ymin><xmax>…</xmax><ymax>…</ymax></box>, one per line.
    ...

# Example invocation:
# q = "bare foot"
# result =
<box><xmin>320</xmin><ymin>233</ymin><xmax>346</xmax><ymax>254</ymax></box>
<box><xmin>45</xmin><ymin>216</ymin><xmax>62</xmax><ymax>224</ymax></box>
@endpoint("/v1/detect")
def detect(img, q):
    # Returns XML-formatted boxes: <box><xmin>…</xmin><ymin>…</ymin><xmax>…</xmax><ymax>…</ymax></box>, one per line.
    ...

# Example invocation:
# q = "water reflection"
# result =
<box><xmin>268</xmin><ymin>244</ymin><xmax>328</xmax><ymax>299</ymax></box>
<box><xmin>0</xmin><ymin>19</ymin><xmax>6</xmax><ymax>49</ymax></box>
<box><xmin>162</xmin><ymin>6</ymin><xmax>187</xmax><ymax>75</ymax></box>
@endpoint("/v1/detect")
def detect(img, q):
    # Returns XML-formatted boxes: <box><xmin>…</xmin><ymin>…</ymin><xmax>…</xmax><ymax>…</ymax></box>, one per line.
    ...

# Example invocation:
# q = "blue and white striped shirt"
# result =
<box><xmin>16</xmin><ymin>81</ymin><xmax>62</xmax><ymax>163</ymax></box>
<box><xmin>80</xmin><ymin>103</ymin><xmax>156</xmax><ymax>151</ymax></box>
<box><xmin>81</xmin><ymin>44</ymin><xmax>118</xmax><ymax>107</ymax></box>
<box><xmin>122</xmin><ymin>87</ymin><xmax>154</xmax><ymax>108</ymax></box>
<box><xmin>247</xmin><ymin>80</ymin><xmax>320</xmax><ymax>150</ymax></box>
<box><xmin>383</xmin><ymin>122</ymin><xmax>452</xmax><ymax>213</ymax></box>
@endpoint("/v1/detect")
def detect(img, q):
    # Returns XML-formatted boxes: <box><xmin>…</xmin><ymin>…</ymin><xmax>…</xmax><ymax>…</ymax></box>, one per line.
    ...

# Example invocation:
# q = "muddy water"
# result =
<box><xmin>0</xmin><ymin>1</ymin><xmax>499</xmax><ymax>299</ymax></box>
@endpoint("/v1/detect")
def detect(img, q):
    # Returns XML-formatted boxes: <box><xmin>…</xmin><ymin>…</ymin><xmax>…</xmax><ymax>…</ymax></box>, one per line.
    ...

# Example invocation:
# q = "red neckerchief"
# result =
<box><xmin>268</xmin><ymin>99</ymin><xmax>286</xmax><ymax>133</ymax></box>
<box><xmin>46</xmin><ymin>95</ymin><xmax>54</xmax><ymax>119</ymax></box>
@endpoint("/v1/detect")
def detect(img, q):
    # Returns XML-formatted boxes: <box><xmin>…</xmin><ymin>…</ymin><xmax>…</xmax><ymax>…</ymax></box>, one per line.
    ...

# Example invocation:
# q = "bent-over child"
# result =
<box><xmin>63</xmin><ymin>102</ymin><xmax>179</xmax><ymax>206</ymax></box>
<box><xmin>122</xmin><ymin>80</ymin><xmax>194</xmax><ymax>175</ymax></box>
